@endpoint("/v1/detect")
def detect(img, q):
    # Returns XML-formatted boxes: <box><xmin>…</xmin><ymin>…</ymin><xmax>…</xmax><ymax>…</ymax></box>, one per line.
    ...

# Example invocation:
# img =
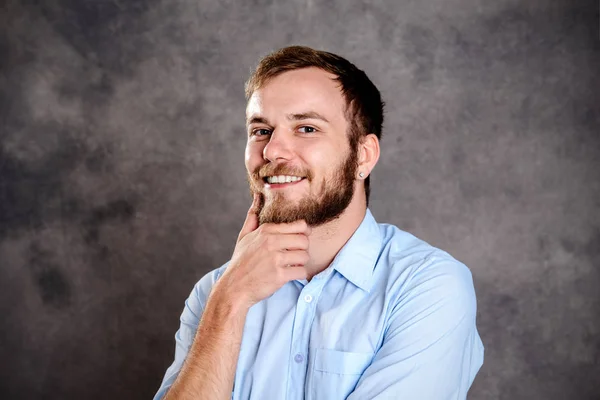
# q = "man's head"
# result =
<box><xmin>244</xmin><ymin>46</ymin><xmax>384</xmax><ymax>227</ymax></box>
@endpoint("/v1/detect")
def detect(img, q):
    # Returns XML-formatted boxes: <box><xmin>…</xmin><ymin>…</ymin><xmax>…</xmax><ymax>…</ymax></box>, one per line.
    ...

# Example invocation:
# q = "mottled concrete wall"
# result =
<box><xmin>1</xmin><ymin>1</ymin><xmax>598</xmax><ymax>399</ymax></box>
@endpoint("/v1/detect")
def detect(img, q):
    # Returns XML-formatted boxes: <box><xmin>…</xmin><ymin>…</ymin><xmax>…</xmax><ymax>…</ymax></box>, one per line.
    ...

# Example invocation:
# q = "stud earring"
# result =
<box><xmin>359</xmin><ymin>172</ymin><xmax>365</xmax><ymax>178</ymax></box>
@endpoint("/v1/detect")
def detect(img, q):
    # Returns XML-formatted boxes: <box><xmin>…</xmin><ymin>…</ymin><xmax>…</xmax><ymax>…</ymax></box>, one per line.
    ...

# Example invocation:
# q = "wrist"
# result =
<box><xmin>207</xmin><ymin>284</ymin><xmax>252</xmax><ymax>320</ymax></box>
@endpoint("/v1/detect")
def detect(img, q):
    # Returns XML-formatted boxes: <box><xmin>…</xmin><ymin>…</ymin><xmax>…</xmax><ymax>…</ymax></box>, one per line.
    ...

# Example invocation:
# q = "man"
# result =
<box><xmin>154</xmin><ymin>46</ymin><xmax>484</xmax><ymax>400</ymax></box>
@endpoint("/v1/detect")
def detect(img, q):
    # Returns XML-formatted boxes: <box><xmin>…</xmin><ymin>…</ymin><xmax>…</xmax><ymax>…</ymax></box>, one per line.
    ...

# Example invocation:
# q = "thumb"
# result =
<box><xmin>237</xmin><ymin>193</ymin><xmax>260</xmax><ymax>242</ymax></box>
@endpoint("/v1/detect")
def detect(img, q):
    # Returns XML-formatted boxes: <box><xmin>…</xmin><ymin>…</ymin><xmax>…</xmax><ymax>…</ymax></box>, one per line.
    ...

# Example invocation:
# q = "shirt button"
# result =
<box><xmin>294</xmin><ymin>353</ymin><xmax>304</xmax><ymax>363</ymax></box>
<box><xmin>304</xmin><ymin>294</ymin><xmax>313</xmax><ymax>303</ymax></box>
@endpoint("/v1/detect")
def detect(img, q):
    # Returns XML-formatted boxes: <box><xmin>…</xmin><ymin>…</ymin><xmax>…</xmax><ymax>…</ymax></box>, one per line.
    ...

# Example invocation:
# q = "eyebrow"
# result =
<box><xmin>246</xmin><ymin>111</ymin><xmax>330</xmax><ymax>126</ymax></box>
<box><xmin>246</xmin><ymin>115</ymin><xmax>269</xmax><ymax>126</ymax></box>
<box><xmin>287</xmin><ymin>112</ymin><xmax>330</xmax><ymax>123</ymax></box>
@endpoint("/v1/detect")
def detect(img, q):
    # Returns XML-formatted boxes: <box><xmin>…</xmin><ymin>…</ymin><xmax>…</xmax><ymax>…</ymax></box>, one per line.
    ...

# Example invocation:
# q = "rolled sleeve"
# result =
<box><xmin>153</xmin><ymin>267</ymin><xmax>225</xmax><ymax>400</ymax></box>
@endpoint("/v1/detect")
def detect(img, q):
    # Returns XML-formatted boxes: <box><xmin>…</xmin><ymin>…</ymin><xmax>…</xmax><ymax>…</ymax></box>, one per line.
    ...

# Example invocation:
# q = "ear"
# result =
<box><xmin>357</xmin><ymin>134</ymin><xmax>380</xmax><ymax>178</ymax></box>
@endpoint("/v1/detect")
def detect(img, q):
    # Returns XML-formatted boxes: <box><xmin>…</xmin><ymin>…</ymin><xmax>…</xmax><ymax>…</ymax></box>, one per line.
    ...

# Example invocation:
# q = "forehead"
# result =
<box><xmin>246</xmin><ymin>67</ymin><xmax>347</xmax><ymax>122</ymax></box>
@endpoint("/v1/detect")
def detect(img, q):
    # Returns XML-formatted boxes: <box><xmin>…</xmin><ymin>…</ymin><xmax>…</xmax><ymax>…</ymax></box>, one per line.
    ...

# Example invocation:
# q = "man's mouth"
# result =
<box><xmin>262</xmin><ymin>175</ymin><xmax>307</xmax><ymax>187</ymax></box>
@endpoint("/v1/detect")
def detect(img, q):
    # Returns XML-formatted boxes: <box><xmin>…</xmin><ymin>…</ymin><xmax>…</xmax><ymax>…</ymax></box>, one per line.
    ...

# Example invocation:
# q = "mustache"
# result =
<box><xmin>251</xmin><ymin>164</ymin><xmax>313</xmax><ymax>181</ymax></box>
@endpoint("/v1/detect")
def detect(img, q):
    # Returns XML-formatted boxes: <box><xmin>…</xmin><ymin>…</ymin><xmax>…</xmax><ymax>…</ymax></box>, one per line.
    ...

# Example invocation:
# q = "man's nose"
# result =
<box><xmin>263</xmin><ymin>129</ymin><xmax>293</xmax><ymax>162</ymax></box>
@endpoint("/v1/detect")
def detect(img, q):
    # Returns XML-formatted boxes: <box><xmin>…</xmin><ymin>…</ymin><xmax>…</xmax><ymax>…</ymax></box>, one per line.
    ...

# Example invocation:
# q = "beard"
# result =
<box><xmin>247</xmin><ymin>146</ymin><xmax>359</xmax><ymax>227</ymax></box>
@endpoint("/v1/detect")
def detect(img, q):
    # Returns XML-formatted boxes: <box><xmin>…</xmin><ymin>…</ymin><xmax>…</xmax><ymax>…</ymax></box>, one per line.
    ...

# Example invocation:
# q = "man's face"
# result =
<box><xmin>245</xmin><ymin>67</ymin><xmax>359</xmax><ymax>227</ymax></box>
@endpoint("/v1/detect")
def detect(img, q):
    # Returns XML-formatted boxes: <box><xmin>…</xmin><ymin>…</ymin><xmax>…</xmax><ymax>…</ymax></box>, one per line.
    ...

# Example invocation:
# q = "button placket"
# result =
<box><xmin>286</xmin><ymin>282</ymin><xmax>323</xmax><ymax>400</ymax></box>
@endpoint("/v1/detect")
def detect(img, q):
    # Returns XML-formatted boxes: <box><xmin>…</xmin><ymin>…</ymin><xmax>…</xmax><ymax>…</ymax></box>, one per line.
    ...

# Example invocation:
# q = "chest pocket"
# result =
<box><xmin>309</xmin><ymin>348</ymin><xmax>373</xmax><ymax>400</ymax></box>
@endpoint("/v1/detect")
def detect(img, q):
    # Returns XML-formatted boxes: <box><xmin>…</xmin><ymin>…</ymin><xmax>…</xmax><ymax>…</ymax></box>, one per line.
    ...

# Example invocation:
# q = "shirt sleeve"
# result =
<box><xmin>347</xmin><ymin>256</ymin><xmax>485</xmax><ymax>400</ymax></box>
<box><xmin>153</xmin><ymin>268</ymin><xmax>223</xmax><ymax>400</ymax></box>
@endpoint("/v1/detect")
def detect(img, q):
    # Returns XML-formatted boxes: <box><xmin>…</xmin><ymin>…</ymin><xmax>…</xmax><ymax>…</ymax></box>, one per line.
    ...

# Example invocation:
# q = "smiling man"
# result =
<box><xmin>154</xmin><ymin>46</ymin><xmax>484</xmax><ymax>400</ymax></box>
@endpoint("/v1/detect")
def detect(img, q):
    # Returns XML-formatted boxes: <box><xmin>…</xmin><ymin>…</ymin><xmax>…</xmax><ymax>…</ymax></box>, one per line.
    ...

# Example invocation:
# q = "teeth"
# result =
<box><xmin>267</xmin><ymin>175</ymin><xmax>303</xmax><ymax>184</ymax></box>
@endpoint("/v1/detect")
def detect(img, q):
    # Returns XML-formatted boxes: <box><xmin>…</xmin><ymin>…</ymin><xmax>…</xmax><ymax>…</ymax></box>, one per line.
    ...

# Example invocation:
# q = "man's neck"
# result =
<box><xmin>304</xmin><ymin>194</ymin><xmax>368</xmax><ymax>281</ymax></box>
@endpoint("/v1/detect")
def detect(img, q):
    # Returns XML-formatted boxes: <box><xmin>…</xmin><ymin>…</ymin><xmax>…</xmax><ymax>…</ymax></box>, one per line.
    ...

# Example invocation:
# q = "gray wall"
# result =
<box><xmin>1</xmin><ymin>1</ymin><xmax>598</xmax><ymax>399</ymax></box>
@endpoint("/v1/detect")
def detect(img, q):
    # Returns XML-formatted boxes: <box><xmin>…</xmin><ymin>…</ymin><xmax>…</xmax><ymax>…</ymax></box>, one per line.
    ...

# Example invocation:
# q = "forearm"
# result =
<box><xmin>164</xmin><ymin>289</ymin><xmax>249</xmax><ymax>400</ymax></box>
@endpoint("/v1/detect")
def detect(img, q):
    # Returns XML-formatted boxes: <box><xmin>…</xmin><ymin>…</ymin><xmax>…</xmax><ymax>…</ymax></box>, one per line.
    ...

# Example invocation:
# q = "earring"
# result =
<box><xmin>359</xmin><ymin>172</ymin><xmax>365</xmax><ymax>178</ymax></box>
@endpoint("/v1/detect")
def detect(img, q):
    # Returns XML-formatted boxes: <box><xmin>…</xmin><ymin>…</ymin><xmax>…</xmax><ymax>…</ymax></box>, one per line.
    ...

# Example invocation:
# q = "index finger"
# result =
<box><xmin>266</xmin><ymin>219</ymin><xmax>311</xmax><ymax>235</ymax></box>
<box><xmin>237</xmin><ymin>193</ymin><xmax>261</xmax><ymax>242</ymax></box>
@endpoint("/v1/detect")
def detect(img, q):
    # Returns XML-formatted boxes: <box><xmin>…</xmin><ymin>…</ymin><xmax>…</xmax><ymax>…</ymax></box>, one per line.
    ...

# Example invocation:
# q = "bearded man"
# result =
<box><xmin>154</xmin><ymin>46</ymin><xmax>484</xmax><ymax>400</ymax></box>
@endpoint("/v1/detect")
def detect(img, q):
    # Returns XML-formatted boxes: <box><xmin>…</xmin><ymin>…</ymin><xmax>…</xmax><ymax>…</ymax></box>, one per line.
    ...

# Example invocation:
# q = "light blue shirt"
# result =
<box><xmin>154</xmin><ymin>209</ymin><xmax>484</xmax><ymax>399</ymax></box>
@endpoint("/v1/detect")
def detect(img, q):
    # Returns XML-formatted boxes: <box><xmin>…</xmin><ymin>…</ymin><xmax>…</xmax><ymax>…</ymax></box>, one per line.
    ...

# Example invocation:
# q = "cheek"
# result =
<box><xmin>302</xmin><ymin>143</ymin><xmax>338</xmax><ymax>173</ymax></box>
<box><xmin>245</xmin><ymin>143</ymin><xmax>265</xmax><ymax>170</ymax></box>
<box><xmin>244</xmin><ymin>147</ymin><xmax>252</xmax><ymax>169</ymax></box>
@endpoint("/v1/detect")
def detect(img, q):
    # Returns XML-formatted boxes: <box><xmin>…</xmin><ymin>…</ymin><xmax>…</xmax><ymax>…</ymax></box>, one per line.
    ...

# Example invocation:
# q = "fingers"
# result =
<box><xmin>284</xmin><ymin>265</ymin><xmax>308</xmax><ymax>281</ymax></box>
<box><xmin>270</xmin><ymin>234</ymin><xmax>309</xmax><ymax>252</ymax></box>
<box><xmin>263</xmin><ymin>219</ymin><xmax>311</xmax><ymax>236</ymax></box>
<box><xmin>237</xmin><ymin>194</ymin><xmax>260</xmax><ymax>242</ymax></box>
<box><xmin>280</xmin><ymin>250</ymin><xmax>310</xmax><ymax>267</ymax></box>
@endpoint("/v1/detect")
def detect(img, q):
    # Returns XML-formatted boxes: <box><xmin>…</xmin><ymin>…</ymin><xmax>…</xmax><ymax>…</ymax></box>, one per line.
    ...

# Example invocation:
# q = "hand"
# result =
<box><xmin>213</xmin><ymin>194</ymin><xmax>311</xmax><ymax>308</ymax></box>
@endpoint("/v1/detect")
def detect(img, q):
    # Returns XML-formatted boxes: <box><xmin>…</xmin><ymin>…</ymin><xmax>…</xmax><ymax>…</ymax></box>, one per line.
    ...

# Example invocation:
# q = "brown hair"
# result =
<box><xmin>245</xmin><ymin>45</ymin><xmax>385</xmax><ymax>206</ymax></box>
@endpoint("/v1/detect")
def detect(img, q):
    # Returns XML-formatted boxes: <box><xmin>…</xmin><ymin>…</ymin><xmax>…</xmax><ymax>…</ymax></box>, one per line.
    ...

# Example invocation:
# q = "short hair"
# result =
<box><xmin>245</xmin><ymin>45</ymin><xmax>385</xmax><ymax>205</ymax></box>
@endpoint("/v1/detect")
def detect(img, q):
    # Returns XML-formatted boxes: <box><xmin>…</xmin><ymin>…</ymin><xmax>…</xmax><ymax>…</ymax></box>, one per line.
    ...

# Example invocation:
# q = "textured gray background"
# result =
<box><xmin>1</xmin><ymin>0</ymin><xmax>599</xmax><ymax>399</ymax></box>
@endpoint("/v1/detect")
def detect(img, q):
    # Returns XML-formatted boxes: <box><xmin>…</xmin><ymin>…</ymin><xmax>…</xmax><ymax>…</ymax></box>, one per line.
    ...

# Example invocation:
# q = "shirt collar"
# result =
<box><xmin>328</xmin><ymin>208</ymin><xmax>382</xmax><ymax>293</ymax></box>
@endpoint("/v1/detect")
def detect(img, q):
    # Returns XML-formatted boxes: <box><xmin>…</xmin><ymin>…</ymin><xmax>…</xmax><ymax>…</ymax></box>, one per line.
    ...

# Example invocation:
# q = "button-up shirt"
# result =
<box><xmin>154</xmin><ymin>209</ymin><xmax>484</xmax><ymax>399</ymax></box>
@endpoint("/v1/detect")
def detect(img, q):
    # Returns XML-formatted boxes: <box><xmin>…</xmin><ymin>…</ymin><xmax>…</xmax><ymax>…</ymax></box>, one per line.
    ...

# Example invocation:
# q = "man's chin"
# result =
<box><xmin>259</xmin><ymin>204</ymin><xmax>306</xmax><ymax>225</ymax></box>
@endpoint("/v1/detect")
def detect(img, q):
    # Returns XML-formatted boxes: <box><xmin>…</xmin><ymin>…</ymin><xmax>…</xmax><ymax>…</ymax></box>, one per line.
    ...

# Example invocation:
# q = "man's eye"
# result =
<box><xmin>252</xmin><ymin>128</ymin><xmax>271</xmax><ymax>136</ymax></box>
<box><xmin>299</xmin><ymin>126</ymin><xmax>316</xmax><ymax>134</ymax></box>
